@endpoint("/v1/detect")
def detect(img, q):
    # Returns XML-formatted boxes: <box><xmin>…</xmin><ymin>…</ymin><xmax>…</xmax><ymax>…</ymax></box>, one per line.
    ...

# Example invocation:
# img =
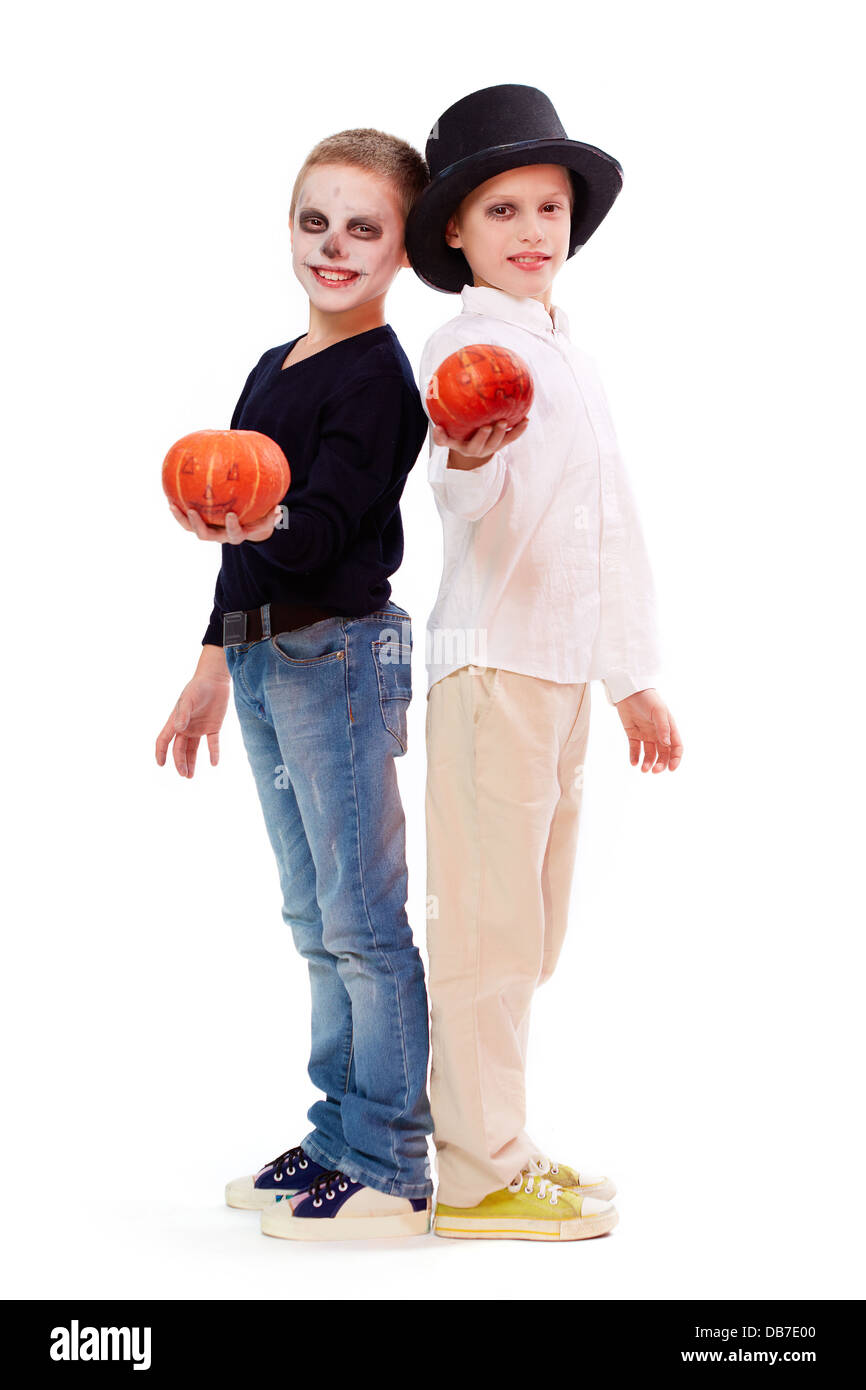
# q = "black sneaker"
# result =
<box><xmin>225</xmin><ymin>1145</ymin><xmax>332</xmax><ymax>1209</ymax></box>
<box><xmin>261</xmin><ymin>1168</ymin><xmax>431</xmax><ymax>1241</ymax></box>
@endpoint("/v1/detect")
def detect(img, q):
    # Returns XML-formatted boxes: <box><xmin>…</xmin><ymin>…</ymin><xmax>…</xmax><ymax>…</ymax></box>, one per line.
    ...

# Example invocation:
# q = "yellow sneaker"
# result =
<box><xmin>521</xmin><ymin>1153</ymin><xmax>616</xmax><ymax>1202</ymax></box>
<box><xmin>433</xmin><ymin>1172</ymin><xmax>618</xmax><ymax>1241</ymax></box>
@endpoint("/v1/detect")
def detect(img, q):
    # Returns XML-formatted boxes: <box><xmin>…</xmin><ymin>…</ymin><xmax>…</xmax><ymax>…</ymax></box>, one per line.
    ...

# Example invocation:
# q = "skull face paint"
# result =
<box><xmin>290</xmin><ymin>163</ymin><xmax>409</xmax><ymax>319</ymax></box>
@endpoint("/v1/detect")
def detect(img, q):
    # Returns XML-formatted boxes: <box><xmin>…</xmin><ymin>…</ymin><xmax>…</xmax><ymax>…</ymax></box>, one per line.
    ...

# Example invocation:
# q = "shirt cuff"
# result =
<box><xmin>602</xmin><ymin>671</ymin><xmax>658</xmax><ymax>705</ymax></box>
<box><xmin>429</xmin><ymin>441</ymin><xmax>506</xmax><ymax>520</ymax></box>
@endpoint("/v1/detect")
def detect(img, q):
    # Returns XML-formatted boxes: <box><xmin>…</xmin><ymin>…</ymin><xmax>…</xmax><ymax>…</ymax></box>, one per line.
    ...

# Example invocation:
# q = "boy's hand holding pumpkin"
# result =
<box><xmin>163</xmin><ymin>429</ymin><xmax>290</xmax><ymax>543</ymax></box>
<box><xmin>427</xmin><ymin>342</ymin><xmax>533</xmax><ymax>469</ymax></box>
<box><xmin>434</xmin><ymin>416</ymin><xmax>531</xmax><ymax>471</ymax></box>
<box><xmin>167</xmin><ymin>499</ymin><xmax>281</xmax><ymax>544</ymax></box>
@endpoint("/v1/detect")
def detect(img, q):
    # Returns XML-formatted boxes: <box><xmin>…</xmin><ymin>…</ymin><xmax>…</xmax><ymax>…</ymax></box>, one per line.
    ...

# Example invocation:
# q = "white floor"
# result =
<box><xmin>7</xmin><ymin>1149</ymin><xmax>862</xmax><ymax>1301</ymax></box>
<box><xmin>8</xmin><ymin>1183</ymin><xmax>861</xmax><ymax>1301</ymax></box>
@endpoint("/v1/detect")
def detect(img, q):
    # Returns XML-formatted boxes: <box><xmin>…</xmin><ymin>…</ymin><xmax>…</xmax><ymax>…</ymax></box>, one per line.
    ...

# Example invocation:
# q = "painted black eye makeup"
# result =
<box><xmin>297</xmin><ymin>208</ymin><xmax>382</xmax><ymax>236</ymax></box>
<box><xmin>298</xmin><ymin>209</ymin><xmax>328</xmax><ymax>231</ymax></box>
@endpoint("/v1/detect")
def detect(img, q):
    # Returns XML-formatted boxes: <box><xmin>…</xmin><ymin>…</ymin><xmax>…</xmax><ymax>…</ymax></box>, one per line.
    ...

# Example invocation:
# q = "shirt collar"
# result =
<box><xmin>460</xmin><ymin>284</ymin><xmax>570</xmax><ymax>341</ymax></box>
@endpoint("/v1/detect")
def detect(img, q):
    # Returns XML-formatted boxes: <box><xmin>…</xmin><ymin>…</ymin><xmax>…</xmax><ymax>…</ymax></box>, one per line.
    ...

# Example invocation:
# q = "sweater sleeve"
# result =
<box><xmin>420</xmin><ymin>333</ymin><xmax>509</xmax><ymax>522</ymax></box>
<box><xmin>243</xmin><ymin>371</ymin><xmax>420</xmax><ymax>578</ymax></box>
<box><xmin>201</xmin><ymin>363</ymin><xmax>260</xmax><ymax>647</ymax></box>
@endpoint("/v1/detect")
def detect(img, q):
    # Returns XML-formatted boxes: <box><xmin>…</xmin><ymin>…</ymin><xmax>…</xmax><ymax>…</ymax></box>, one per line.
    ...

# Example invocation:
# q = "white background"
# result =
<box><xmin>3</xmin><ymin>0</ymin><xmax>864</xmax><ymax>1301</ymax></box>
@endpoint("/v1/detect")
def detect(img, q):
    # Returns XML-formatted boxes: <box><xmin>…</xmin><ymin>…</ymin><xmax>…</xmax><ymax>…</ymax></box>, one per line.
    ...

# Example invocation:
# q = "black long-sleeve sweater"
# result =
<box><xmin>202</xmin><ymin>324</ymin><xmax>427</xmax><ymax>646</ymax></box>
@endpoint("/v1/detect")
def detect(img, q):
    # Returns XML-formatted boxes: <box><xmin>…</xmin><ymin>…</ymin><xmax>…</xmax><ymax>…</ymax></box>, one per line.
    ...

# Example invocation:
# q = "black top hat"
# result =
<box><xmin>405</xmin><ymin>84</ymin><xmax>623</xmax><ymax>294</ymax></box>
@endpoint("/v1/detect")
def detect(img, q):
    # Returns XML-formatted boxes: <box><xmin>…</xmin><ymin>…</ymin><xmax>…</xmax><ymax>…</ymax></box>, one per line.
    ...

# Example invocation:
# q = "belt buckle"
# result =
<box><xmin>223</xmin><ymin>610</ymin><xmax>248</xmax><ymax>647</ymax></box>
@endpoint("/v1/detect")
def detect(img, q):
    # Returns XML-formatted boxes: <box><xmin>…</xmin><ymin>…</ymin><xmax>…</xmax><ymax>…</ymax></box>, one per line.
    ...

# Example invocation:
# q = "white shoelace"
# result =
<box><xmin>522</xmin><ymin>1153</ymin><xmax>561</xmax><ymax>1179</ymax></box>
<box><xmin>507</xmin><ymin>1172</ymin><xmax>564</xmax><ymax>1206</ymax></box>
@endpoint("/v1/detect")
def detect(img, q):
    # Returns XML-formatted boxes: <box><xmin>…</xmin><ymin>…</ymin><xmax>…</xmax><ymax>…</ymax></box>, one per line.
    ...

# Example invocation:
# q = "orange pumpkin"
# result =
<box><xmin>426</xmin><ymin>343</ymin><xmax>534</xmax><ymax>443</ymax></box>
<box><xmin>162</xmin><ymin>429</ymin><xmax>291</xmax><ymax>527</ymax></box>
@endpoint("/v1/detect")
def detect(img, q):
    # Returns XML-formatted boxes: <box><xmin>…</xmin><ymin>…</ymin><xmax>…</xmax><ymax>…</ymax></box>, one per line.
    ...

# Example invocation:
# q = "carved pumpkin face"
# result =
<box><xmin>425</xmin><ymin>344</ymin><xmax>534</xmax><ymax>443</ymax></box>
<box><xmin>162</xmin><ymin>429</ymin><xmax>291</xmax><ymax>527</ymax></box>
<box><xmin>177</xmin><ymin>450</ymin><xmax>241</xmax><ymax>519</ymax></box>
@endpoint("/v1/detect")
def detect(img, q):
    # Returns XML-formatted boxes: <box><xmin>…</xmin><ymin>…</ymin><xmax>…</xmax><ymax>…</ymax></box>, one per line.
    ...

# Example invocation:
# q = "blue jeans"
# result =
<box><xmin>224</xmin><ymin>600</ymin><xmax>433</xmax><ymax>1198</ymax></box>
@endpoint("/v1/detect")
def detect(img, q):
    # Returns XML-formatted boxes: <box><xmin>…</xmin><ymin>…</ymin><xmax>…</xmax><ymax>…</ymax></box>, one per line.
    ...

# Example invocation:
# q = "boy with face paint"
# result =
<box><xmin>405</xmin><ymin>87</ymin><xmax>684</xmax><ymax>1241</ymax></box>
<box><xmin>156</xmin><ymin>130</ymin><xmax>435</xmax><ymax>1241</ymax></box>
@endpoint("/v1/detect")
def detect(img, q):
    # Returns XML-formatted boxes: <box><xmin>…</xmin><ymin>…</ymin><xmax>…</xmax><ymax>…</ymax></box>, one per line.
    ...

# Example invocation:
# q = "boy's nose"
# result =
<box><xmin>320</xmin><ymin>235</ymin><xmax>347</xmax><ymax>259</ymax></box>
<box><xmin>516</xmin><ymin>221</ymin><xmax>545</xmax><ymax>244</ymax></box>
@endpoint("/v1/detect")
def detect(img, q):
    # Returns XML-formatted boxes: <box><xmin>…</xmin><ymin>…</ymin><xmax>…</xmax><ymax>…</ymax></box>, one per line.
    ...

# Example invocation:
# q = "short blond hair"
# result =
<box><xmin>289</xmin><ymin>129</ymin><xmax>429</xmax><ymax>229</ymax></box>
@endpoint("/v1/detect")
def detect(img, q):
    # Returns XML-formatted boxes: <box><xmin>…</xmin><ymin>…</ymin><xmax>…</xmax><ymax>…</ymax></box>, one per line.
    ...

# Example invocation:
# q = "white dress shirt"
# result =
<box><xmin>419</xmin><ymin>284</ymin><xmax>663</xmax><ymax>704</ymax></box>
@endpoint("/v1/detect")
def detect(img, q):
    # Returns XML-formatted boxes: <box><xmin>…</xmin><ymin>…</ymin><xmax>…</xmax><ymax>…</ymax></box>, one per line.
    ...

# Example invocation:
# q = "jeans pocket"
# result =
<box><xmin>372</xmin><ymin>638</ymin><xmax>412</xmax><ymax>753</ymax></box>
<box><xmin>270</xmin><ymin>620</ymin><xmax>345</xmax><ymax>667</ymax></box>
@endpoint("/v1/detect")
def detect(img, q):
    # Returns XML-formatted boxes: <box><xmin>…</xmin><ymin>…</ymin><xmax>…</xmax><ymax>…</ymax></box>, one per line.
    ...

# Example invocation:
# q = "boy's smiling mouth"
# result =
<box><xmin>308</xmin><ymin>264</ymin><xmax>363</xmax><ymax>286</ymax></box>
<box><xmin>508</xmin><ymin>254</ymin><xmax>551</xmax><ymax>270</ymax></box>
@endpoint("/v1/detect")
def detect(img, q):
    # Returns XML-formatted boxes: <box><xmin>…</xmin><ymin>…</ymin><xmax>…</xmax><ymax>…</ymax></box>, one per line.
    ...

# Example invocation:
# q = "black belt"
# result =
<box><xmin>223</xmin><ymin>601</ymin><xmax>340</xmax><ymax>647</ymax></box>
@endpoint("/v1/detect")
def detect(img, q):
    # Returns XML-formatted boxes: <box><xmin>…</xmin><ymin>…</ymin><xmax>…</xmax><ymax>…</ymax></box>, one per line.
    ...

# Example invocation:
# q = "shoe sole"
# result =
<box><xmin>432</xmin><ymin>1206</ymin><xmax>619</xmax><ymax>1241</ymax></box>
<box><xmin>261</xmin><ymin>1207</ymin><xmax>432</xmax><ymax>1241</ymax></box>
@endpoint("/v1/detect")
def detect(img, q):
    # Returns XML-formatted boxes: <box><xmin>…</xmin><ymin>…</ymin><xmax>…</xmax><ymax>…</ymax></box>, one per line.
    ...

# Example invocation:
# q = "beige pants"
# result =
<box><xmin>425</xmin><ymin>665</ymin><xmax>591</xmax><ymax>1207</ymax></box>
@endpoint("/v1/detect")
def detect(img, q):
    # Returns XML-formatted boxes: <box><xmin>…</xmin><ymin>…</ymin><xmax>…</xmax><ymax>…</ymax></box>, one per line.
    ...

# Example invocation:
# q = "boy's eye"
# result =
<box><xmin>301</xmin><ymin>216</ymin><xmax>379</xmax><ymax>236</ymax></box>
<box><xmin>486</xmin><ymin>202</ymin><xmax>565</xmax><ymax>217</ymax></box>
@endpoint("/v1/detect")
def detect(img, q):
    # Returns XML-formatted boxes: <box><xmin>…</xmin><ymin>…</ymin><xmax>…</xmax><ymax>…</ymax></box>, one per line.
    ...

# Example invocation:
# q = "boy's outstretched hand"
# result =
<box><xmin>434</xmin><ymin>416</ymin><xmax>531</xmax><ymax>469</ymax></box>
<box><xmin>167</xmin><ymin>500</ymin><xmax>281</xmax><ymax>544</ymax></box>
<box><xmin>614</xmin><ymin>688</ymin><xmax>683</xmax><ymax>773</ymax></box>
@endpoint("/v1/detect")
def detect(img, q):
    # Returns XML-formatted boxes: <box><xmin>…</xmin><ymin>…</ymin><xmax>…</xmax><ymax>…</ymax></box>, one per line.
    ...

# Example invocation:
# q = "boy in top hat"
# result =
<box><xmin>156</xmin><ymin>129</ymin><xmax>435</xmax><ymax>1241</ymax></box>
<box><xmin>406</xmin><ymin>85</ymin><xmax>683</xmax><ymax>1241</ymax></box>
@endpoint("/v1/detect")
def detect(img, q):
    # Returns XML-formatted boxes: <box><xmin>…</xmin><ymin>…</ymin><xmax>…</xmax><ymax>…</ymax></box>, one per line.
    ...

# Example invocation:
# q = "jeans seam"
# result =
<box><xmin>343</xmin><ymin>1032</ymin><xmax>354</xmax><ymax>1095</ymax></box>
<box><xmin>235</xmin><ymin>652</ymin><xmax>260</xmax><ymax>711</ymax></box>
<box><xmin>372</xmin><ymin>639</ymin><xmax>411</xmax><ymax>752</ymax></box>
<box><xmin>344</xmin><ymin>633</ymin><xmax>410</xmax><ymax>1181</ymax></box>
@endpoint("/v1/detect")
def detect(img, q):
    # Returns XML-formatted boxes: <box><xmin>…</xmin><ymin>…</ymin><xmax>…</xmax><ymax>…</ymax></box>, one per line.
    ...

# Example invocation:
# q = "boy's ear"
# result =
<box><xmin>399</xmin><ymin>243</ymin><xmax>411</xmax><ymax>270</ymax></box>
<box><xmin>444</xmin><ymin>214</ymin><xmax>462</xmax><ymax>250</ymax></box>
